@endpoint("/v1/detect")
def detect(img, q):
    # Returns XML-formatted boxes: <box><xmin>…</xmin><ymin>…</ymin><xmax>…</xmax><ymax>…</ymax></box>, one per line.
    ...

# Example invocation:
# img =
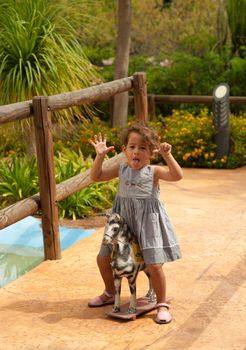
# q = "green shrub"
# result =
<box><xmin>154</xmin><ymin>110</ymin><xmax>245</xmax><ymax>168</ymax></box>
<box><xmin>55</xmin><ymin>146</ymin><xmax>118</xmax><ymax>219</ymax></box>
<box><xmin>128</xmin><ymin>56</ymin><xmax>152</xmax><ymax>76</ymax></box>
<box><xmin>0</xmin><ymin>155</ymin><xmax>38</xmax><ymax>208</ymax></box>
<box><xmin>146</xmin><ymin>52</ymin><xmax>228</xmax><ymax>95</ymax></box>
<box><xmin>227</xmin><ymin>56</ymin><xmax>246</xmax><ymax>96</ymax></box>
<box><xmin>58</xmin><ymin>181</ymin><xmax>117</xmax><ymax>220</ymax></box>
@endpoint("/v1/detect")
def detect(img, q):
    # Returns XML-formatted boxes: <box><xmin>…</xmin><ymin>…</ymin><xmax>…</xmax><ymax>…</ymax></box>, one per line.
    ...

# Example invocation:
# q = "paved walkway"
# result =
<box><xmin>0</xmin><ymin>167</ymin><xmax>245</xmax><ymax>350</ymax></box>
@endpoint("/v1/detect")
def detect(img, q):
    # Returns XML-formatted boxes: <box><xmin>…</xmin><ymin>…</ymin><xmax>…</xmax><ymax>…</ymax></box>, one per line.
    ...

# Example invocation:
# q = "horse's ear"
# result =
<box><xmin>114</xmin><ymin>213</ymin><xmax>123</xmax><ymax>224</ymax></box>
<box><xmin>106</xmin><ymin>209</ymin><xmax>112</xmax><ymax>218</ymax></box>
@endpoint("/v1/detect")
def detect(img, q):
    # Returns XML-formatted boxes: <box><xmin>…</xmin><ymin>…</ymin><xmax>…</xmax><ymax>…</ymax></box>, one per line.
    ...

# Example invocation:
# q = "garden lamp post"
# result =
<box><xmin>213</xmin><ymin>83</ymin><xmax>230</xmax><ymax>159</ymax></box>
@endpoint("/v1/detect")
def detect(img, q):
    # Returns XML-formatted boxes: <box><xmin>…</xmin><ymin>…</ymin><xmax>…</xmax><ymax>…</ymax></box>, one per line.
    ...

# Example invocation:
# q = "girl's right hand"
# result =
<box><xmin>89</xmin><ymin>133</ymin><xmax>114</xmax><ymax>156</ymax></box>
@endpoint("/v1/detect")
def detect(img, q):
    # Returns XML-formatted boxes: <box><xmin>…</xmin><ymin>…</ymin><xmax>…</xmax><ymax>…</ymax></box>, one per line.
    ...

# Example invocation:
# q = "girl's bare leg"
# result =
<box><xmin>96</xmin><ymin>255</ymin><xmax>115</xmax><ymax>299</ymax></box>
<box><xmin>147</xmin><ymin>263</ymin><xmax>167</xmax><ymax>303</ymax></box>
<box><xmin>147</xmin><ymin>263</ymin><xmax>172</xmax><ymax>323</ymax></box>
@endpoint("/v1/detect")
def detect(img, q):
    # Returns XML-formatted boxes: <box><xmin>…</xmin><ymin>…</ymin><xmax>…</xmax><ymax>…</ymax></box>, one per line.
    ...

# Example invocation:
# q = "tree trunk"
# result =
<box><xmin>112</xmin><ymin>0</ymin><xmax>132</xmax><ymax>127</ymax></box>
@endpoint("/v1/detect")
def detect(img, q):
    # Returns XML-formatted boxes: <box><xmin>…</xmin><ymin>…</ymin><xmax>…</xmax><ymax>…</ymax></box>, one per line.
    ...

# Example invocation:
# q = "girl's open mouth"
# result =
<box><xmin>132</xmin><ymin>158</ymin><xmax>140</xmax><ymax>165</ymax></box>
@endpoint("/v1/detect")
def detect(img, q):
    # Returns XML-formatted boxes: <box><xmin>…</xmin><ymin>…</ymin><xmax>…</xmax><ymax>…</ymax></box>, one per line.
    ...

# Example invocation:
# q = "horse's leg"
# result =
<box><xmin>112</xmin><ymin>276</ymin><xmax>121</xmax><ymax>313</ymax></box>
<box><xmin>127</xmin><ymin>266</ymin><xmax>142</xmax><ymax>314</ymax></box>
<box><xmin>127</xmin><ymin>275</ymin><xmax>137</xmax><ymax>313</ymax></box>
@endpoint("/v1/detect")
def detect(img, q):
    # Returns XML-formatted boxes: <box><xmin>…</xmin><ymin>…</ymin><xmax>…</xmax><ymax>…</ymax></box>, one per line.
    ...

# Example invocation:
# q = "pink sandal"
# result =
<box><xmin>155</xmin><ymin>303</ymin><xmax>172</xmax><ymax>324</ymax></box>
<box><xmin>88</xmin><ymin>290</ymin><xmax>115</xmax><ymax>307</ymax></box>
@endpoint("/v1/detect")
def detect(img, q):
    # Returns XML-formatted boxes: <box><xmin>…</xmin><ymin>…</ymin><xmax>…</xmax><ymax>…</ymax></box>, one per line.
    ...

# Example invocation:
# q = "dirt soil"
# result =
<box><xmin>60</xmin><ymin>215</ymin><xmax>107</xmax><ymax>230</ymax></box>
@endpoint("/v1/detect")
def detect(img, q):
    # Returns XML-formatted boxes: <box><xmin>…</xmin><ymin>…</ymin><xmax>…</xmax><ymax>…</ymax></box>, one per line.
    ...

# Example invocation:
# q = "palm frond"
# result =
<box><xmin>0</xmin><ymin>0</ymin><xmax>100</xmax><ymax>123</ymax></box>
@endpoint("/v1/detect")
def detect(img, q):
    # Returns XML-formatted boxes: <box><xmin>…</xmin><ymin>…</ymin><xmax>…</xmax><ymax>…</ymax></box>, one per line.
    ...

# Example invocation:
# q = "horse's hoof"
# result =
<box><xmin>112</xmin><ymin>306</ymin><xmax>120</xmax><ymax>313</ymax></box>
<box><xmin>127</xmin><ymin>307</ymin><xmax>137</xmax><ymax>314</ymax></box>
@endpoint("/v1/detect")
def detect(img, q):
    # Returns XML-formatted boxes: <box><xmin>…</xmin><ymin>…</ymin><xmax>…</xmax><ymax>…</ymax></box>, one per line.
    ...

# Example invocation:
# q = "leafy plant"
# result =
<box><xmin>55</xmin><ymin>147</ymin><xmax>91</xmax><ymax>180</ymax></box>
<box><xmin>0</xmin><ymin>0</ymin><xmax>99</xmax><ymax>120</ymax></box>
<box><xmin>58</xmin><ymin>181</ymin><xmax>117</xmax><ymax>220</ymax></box>
<box><xmin>54</xmin><ymin>145</ymin><xmax>117</xmax><ymax>219</ymax></box>
<box><xmin>0</xmin><ymin>155</ymin><xmax>38</xmax><ymax>207</ymax></box>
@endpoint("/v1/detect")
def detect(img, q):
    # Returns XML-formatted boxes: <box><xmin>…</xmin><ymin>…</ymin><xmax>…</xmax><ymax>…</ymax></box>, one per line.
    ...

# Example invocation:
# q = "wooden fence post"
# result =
<box><xmin>148</xmin><ymin>94</ymin><xmax>156</xmax><ymax>119</ymax></box>
<box><xmin>133</xmin><ymin>72</ymin><xmax>148</xmax><ymax>123</ymax></box>
<box><xmin>33</xmin><ymin>96</ymin><xmax>61</xmax><ymax>260</ymax></box>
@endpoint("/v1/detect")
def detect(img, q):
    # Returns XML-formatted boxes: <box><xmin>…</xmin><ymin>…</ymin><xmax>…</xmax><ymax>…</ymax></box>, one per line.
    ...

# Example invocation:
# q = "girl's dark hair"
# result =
<box><xmin>121</xmin><ymin>122</ymin><xmax>160</xmax><ymax>152</ymax></box>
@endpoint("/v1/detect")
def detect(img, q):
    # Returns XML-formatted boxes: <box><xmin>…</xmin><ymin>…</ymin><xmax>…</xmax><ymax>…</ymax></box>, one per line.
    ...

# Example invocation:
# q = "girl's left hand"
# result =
<box><xmin>154</xmin><ymin>142</ymin><xmax>172</xmax><ymax>156</ymax></box>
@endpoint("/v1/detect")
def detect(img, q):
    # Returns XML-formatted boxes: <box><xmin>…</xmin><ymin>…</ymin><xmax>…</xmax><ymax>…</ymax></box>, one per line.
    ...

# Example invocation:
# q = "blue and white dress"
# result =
<box><xmin>100</xmin><ymin>163</ymin><xmax>181</xmax><ymax>265</ymax></box>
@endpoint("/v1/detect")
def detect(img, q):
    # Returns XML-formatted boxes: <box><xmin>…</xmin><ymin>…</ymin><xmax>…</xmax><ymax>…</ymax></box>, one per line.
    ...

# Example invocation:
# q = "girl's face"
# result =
<box><xmin>122</xmin><ymin>132</ymin><xmax>152</xmax><ymax>169</ymax></box>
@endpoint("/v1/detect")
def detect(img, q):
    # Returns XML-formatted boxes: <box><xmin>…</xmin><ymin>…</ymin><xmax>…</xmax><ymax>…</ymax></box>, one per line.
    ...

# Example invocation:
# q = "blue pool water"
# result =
<box><xmin>0</xmin><ymin>216</ymin><xmax>95</xmax><ymax>287</ymax></box>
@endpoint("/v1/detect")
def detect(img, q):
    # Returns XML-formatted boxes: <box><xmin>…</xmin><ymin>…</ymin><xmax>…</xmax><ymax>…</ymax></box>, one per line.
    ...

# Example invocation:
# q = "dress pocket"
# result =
<box><xmin>141</xmin><ymin>212</ymin><xmax>162</xmax><ymax>249</ymax></box>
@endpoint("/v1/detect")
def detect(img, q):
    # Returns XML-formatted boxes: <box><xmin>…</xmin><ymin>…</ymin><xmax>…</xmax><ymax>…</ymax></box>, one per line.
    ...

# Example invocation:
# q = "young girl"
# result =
<box><xmin>88</xmin><ymin>123</ymin><xmax>183</xmax><ymax>324</ymax></box>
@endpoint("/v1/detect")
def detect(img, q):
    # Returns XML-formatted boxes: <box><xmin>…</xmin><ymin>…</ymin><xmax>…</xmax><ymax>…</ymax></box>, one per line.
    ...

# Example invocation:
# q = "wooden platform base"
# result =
<box><xmin>106</xmin><ymin>297</ymin><xmax>156</xmax><ymax>321</ymax></box>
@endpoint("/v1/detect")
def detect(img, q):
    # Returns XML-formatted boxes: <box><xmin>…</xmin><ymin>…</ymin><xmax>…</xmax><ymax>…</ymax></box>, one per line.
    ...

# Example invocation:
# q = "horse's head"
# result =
<box><xmin>102</xmin><ymin>213</ymin><xmax>128</xmax><ymax>245</ymax></box>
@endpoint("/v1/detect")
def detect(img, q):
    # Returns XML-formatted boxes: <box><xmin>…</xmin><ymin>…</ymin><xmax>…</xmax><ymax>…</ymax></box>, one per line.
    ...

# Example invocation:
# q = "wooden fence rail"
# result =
<box><xmin>151</xmin><ymin>95</ymin><xmax>246</xmax><ymax>104</ymax></box>
<box><xmin>129</xmin><ymin>95</ymin><xmax>246</xmax><ymax>117</ymax></box>
<box><xmin>0</xmin><ymin>77</ymin><xmax>134</xmax><ymax>125</ymax></box>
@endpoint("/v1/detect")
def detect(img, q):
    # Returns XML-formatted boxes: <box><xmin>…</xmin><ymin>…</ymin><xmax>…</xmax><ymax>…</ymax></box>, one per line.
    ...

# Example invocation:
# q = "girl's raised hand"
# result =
<box><xmin>153</xmin><ymin>142</ymin><xmax>172</xmax><ymax>156</ymax></box>
<box><xmin>89</xmin><ymin>133</ymin><xmax>114</xmax><ymax>156</ymax></box>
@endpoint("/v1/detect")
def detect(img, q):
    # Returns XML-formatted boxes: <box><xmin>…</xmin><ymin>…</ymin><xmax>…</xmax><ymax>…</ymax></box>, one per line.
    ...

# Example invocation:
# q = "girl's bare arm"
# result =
<box><xmin>89</xmin><ymin>134</ymin><xmax>120</xmax><ymax>182</ymax></box>
<box><xmin>154</xmin><ymin>143</ymin><xmax>183</xmax><ymax>182</ymax></box>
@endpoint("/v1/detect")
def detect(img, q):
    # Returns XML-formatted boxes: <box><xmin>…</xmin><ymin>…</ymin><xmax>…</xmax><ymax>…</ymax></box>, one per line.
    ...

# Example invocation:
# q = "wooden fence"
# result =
<box><xmin>129</xmin><ymin>94</ymin><xmax>246</xmax><ymax>117</ymax></box>
<box><xmin>0</xmin><ymin>72</ymin><xmax>148</xmax><ymax>260</ymax></box>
